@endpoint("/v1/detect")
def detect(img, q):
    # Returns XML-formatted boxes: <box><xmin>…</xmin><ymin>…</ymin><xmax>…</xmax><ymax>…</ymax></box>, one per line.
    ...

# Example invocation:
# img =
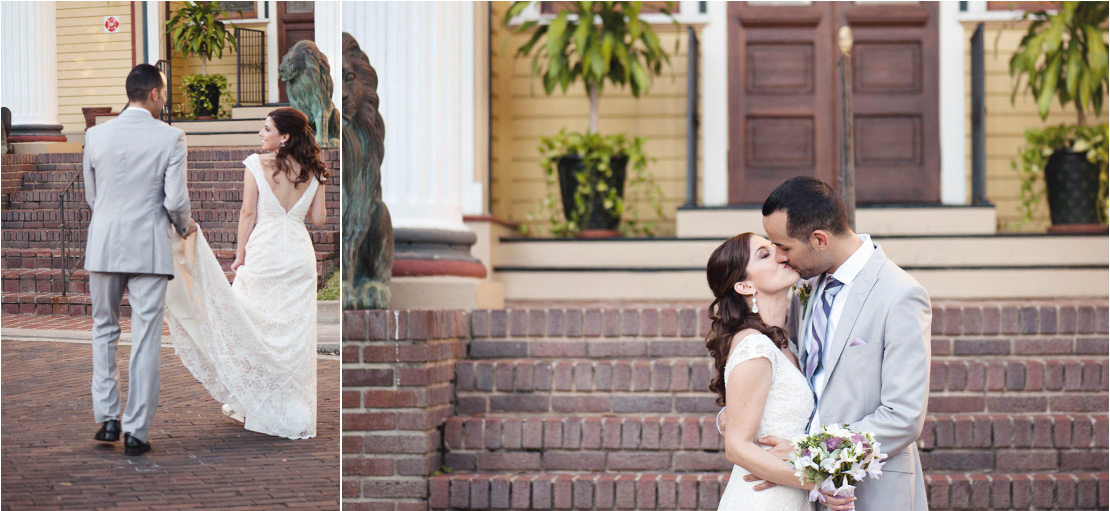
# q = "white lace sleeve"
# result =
<box><xmin>723</xmin><ymin>333</ymin><xmax>780</xmax><ymax>385</ymax></box>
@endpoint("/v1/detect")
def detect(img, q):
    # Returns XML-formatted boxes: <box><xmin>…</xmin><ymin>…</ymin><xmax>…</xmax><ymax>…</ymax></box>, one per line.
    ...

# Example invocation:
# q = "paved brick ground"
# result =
<box><xmin>2</xmin><ymin>314</ymin><xmax>170</xmax><ymax>335</ymax></box>
<box><xmin>1</xmin><ymin>340</ymin><xmax>340</xmax><ymax>510</ymax></box>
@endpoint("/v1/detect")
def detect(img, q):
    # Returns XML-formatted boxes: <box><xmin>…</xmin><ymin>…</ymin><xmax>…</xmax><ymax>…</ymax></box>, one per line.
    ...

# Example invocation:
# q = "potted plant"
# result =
<box><xmin>1010</xmin><ymin>1</ymin><xmax>1109</xmax><ymax>230</ymax></box>
<box><xmin>165</xmin><ymin>1</ymin><xmax>239</xmax><ymax>119</ymax></box>
<box><xmin>505</xmin><ymin>1</ymin><xmax>675</xmax><ymax>237</ymax></box>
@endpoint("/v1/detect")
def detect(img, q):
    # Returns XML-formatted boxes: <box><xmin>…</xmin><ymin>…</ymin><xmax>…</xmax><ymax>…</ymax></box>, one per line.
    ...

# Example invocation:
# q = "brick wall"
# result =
<box><xmin>346</xmin><ymin>300</ymin><xmax>1109</xmax><ymax>510</ymax></box>
<box><xmin>342</xmin><ymin>310</ymin><xmax>469</xmax><ymax>511</ymax></box>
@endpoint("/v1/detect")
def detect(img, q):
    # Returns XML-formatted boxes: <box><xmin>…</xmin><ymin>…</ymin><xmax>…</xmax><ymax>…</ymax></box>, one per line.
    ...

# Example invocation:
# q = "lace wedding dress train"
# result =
<box><xmin>717</xmin><ymin>333</ymin><xmax>815</xmax><ymax>511</ymax></box>
<box><xmin>165</xmin><ymin>154</ymin><xmax>318</xmax><ymax>440</ymax></box>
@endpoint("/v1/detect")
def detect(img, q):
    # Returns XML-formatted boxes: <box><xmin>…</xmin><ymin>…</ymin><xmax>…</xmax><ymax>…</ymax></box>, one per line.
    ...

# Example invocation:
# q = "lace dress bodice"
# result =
<box><xmin>164</xmin><ymin>154</ymin><xmax>319</xmax><ymax>440</ymax></box>
<box><xmin>723</xmin><ymin>333</ymin><xmax>814</xmax><ymax>441</ymax></box>
<box><xmin>717</xmin><ymin>333</ymin><xmax>814</xmax><ymax>511</ymax></box>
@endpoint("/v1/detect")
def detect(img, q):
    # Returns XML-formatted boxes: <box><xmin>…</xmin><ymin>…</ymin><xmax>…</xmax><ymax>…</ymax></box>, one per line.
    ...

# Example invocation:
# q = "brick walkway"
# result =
<box><xmin>1</xmin><ymin>340</ymin><xmax>340</xmax><ymax>510</ymax></box>
<box><xmin>1</xmin><ymin>314</ymin><xmax>171</xmax><ymax>335</ymax></box>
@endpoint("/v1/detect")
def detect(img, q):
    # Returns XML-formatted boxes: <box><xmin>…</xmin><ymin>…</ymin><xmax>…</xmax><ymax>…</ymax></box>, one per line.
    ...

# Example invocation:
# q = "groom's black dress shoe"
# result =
<box><xmin>94</xmin><ymin>419</ymin><xmax>120</xmax><ymax>442</ymax></box>
<box><xmin>123</xmin><ymin>433</ymin><xmax>152</xmax><ymax>456</ymax></box>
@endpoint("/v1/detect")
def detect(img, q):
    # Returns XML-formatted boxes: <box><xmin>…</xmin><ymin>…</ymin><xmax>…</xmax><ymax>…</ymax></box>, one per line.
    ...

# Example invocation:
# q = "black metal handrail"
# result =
<box><xmin>235</xmin><ymin>27</ymin><xmax>266</xmax><ymax>105</ymax></box>
<box><xmin>156</xmin><ymin>58</ymin><xmax>173</xmax><ymax>124</ymax></box>
<box><xmin>59</xmin><ymin>169</ymin><xmax>89</xmax><ymax>297</ymax></box>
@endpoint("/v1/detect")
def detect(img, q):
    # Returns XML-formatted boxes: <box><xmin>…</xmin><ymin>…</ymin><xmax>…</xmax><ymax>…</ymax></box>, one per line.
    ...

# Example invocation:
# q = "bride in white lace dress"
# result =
<box><xmin>165</xmin><ymin>107</ymin><xmax>328</xmax><ymax>439</ymax></box>
<box><xmin>705</xmin><ymin>233</ymin><xmax>854</xmax><ymax>511</ymax></box>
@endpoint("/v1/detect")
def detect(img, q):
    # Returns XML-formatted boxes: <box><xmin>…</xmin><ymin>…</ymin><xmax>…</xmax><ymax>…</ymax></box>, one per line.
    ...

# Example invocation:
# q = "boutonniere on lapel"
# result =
<box><xmin>792</xmin><ymin>282</ymin><xmax>812</xmax><ymax>318</ymax></box>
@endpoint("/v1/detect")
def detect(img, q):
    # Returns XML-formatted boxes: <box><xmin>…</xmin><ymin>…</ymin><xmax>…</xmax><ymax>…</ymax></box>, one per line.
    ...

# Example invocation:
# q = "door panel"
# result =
<box><xmin>726</xmin><ymin>1</ymin><xmax>939</xmax><ymax>204</ymax></box>
<box><xmin>728</xmin><ymin>2</ymin><xmax>836</xmax><ymax>204</ymax></box>
<box><xmin>277</xmin><ymin>2</ymin><xmax>315</xmax><ymax>103</ymax></box>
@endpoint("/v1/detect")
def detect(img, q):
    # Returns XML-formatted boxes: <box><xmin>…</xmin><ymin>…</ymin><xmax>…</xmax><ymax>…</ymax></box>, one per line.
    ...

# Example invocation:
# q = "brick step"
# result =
<box><xmin>17</xmin><ymin>169</ymin><xmax>255</xmax><ymax>188</ymax></box>
<box><xmin>2</xmin><ymin>267</ymin><xmax>236</xmax><ymax>295</ymax></box>
<box><xmin>427</xmin><ymin>471</ymin><xmax>1110</xmax><ymax>510</ymax></box>
<box><xmin>465</xmin><ymin>335</ymin><xmax>1110</xmax><ymax>363</ymax></box>
<box><xmin>6</xmin><ymin>189</ymin><xmax>340</xmax><ymax>210</ymax></box>
<box><xmin>1</xmin><ymin>228</ymin><xmax>339</xmax><ymax>251</ymax></box>
<box><xmin>1</xmin><ymin>206</ymin><xmax>339</xmax><ymax>225</ymax></box>
<box><xmin>439</xmin><ymin>414</ymin><xmax>1108</xmax><ymax>468</ymax></box>
<box><xmin>1</xmin><ymin>247</ymin><xmax>336</xmax><ymax>270</ymax></box>
<box><xmin>467</xmin><ymin>303</ymin><xmax>1110</xmax><ymax>347</ymax></box>
<box><xmin>453</xmin><ymin>357</ymin><xmax>1106</xmax><ymax>411</ymax></box>
<box><xmin>3</xmin><ymin>291</ymin><xmax>131</xmax><ymax>316</ymax></box>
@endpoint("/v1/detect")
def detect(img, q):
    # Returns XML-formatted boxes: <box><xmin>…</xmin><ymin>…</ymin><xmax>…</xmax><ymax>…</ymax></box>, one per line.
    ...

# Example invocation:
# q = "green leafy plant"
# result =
<box><xmin>181</xmin><ymin>73</ymin><xmax>233</xmax><ymax>118</ymax></box>
<box><xmin>504</xmin><ymin>1</ymin><xmax>676</xmax><ymax>236</ymax></box>
<box><xmin>1009</xmin><ymin>1</ymin><xmax>1109</xmax><ymax>226</ymax></box>
<box><xmin>164</xmin><ymin>1</ymin><xmax>240</xmax><ymax>76</ymax></box>
<box><xmin>504</xmin><ymin>1</ymin><xmax>677</xmax><ymax>133</ymax></box>
<box><xmin>317</xmin><ymin>269</ymin><xmax>339</xmax><ymax>300</ymax></box>
<box><xmin>1013</xmin><ymin>124</ymin><xmax>1109</xmax><ymax>224</ymax></box>
<box><xmin>523</xmin><ymin>130</ymin><xmax>664</xmax><ymax>237</ymax></box>
<box><xmin>1009</xmin><ymin>2</ymin><xmax>1108</xmax><ymax>124</ymax></box>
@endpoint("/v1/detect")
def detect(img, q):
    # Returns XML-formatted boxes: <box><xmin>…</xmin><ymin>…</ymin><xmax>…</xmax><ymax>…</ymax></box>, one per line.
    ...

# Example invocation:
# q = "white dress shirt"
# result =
<box><xmin>807</xmin><ymin>233</ymin><xmax>875</xmax><ymax>434</ymax></box>
<box><xmin>123</xmin><ymin>106</ymin><xmax>153</xmax><ymax>117</ymax></box>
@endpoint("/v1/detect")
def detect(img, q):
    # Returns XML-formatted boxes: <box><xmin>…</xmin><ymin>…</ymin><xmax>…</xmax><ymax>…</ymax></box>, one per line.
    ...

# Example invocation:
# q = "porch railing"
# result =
<box><xmin>156</xmin><ymin>58</ymin><xmax>172</xmax><ymax>124</ymax></box>
<box><xmin>58</xmin><ymin>170</ymin><xmax>89</xmax><ymax>297</ymax></box>
<box><xmin>235</xmin><ymin>27</ymin><xmax>266</xmax><ymax>105</ymax></box>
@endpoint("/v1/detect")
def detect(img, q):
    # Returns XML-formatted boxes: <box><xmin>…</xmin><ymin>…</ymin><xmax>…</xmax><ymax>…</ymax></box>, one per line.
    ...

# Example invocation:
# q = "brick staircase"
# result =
<box><xmin>373</xmin><ymin>301</ymin><xmax>1110</xmax><ymax>510</ymax></box>
<box><xmin>1</xmin><ymin>149</ymin><xmax>340</xmax><ymax>316</ymax></box>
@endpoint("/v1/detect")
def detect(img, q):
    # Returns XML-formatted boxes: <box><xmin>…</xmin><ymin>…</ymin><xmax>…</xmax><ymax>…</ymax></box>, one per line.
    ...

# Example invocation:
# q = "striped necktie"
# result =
<box><xmin>805</xmin><ymin>276</ymin><xmax>844</xmax><ymax>387</ymax></box>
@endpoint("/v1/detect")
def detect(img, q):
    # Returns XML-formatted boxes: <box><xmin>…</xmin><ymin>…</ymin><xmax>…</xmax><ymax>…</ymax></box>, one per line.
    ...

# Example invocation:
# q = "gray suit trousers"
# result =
<box><xmin>90</xmin><ymin>271</ymin><xmax>167</xmax><ymax>442</ymax></box>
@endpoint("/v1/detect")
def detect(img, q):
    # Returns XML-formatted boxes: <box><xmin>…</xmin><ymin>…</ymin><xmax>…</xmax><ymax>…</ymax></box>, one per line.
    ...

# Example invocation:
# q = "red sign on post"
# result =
<box><xmin>104</xmin><ymin>16</ymin><xmax>120</xmax><ymax>33</ymax></box>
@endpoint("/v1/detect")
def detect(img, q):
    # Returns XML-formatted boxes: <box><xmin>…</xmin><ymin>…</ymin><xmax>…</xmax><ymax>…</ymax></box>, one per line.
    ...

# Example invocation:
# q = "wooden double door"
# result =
<box><xmin>727</xmin><ymin>2</ymin><xmax>939</xmax><ymax>204</ymax></box>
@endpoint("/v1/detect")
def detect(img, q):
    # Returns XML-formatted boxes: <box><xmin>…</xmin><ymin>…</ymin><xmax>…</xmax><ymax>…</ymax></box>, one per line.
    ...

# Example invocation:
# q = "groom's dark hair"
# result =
<box><xmin>762</xmin><ymin>176</ymin><xmax>850</xmax><ymax>240</ymax></box>
<box><xmin>126</xmin><ymin>64</ymin><xmax>164</xmax><ymax>102</ymax></box>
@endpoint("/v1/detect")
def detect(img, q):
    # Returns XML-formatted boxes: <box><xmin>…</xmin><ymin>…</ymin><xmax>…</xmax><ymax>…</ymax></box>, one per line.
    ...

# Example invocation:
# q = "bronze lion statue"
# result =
<box><xmin>279</xmin><ymin>40</ymin><xmax>340</xmax><ymax>148</ymax></box>
<box><xmin>341</xmin><ymin>32</ymin><xmax>393</xmax><ymax>310</ymax></box>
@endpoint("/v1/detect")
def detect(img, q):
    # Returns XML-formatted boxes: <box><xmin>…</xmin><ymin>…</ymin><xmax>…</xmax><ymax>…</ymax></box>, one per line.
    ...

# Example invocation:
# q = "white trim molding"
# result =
<box><xmin>939</xmin><ymin>0</ymin><xmax>967</xmax><ymax>205</ymax></box>
<box><xmin>701</xmin><ymin>1</ymin><xmax>729</xmax><ymax>206</ymax></box>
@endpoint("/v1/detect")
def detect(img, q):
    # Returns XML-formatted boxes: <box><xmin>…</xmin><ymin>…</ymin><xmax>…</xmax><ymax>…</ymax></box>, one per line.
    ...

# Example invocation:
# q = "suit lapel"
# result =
<box><xmin>823</xmin><ymin>244</ymin><xmax>888</xmax><ymax>380</ymax></box>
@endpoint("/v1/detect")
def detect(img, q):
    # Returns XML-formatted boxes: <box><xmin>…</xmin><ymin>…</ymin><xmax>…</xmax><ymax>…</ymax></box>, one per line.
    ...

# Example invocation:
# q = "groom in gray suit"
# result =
<box><xmin>748</xmin><ymin>176</ymin><xmax>931</xmax><ymax>510</ymax></box>
<box><xmin>83</xmin><ymin>63</ymin><xmax>195</xmax><ymax>456</ymax></box>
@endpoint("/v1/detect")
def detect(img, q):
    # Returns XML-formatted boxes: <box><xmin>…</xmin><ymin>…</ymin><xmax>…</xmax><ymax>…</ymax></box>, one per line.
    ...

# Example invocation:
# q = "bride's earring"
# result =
<box><xmin>751</xmin><ymin>294</ymin><xmax>759</xmax><ymax>314</ymax></box>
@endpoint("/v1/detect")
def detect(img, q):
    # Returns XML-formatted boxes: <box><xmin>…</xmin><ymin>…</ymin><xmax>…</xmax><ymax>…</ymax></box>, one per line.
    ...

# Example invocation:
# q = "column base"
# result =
<box><xmin>10</xmin><ymin>124</ymin><xmax>67</xmax><ymax>143</ymax></box>
<box><xmin>393</xmin><ymin>227</ymin><xmax>487</xmax><ymax>278</ymax></box>
<box><xmin>10</xmin><ymin>141</ymin><xmax>83</xmax><ymax>154</ymax></box>
<box><xmin>388</xmin><ymin>276</ymin><xmax>504</xmax><ymax>310</ymax></box>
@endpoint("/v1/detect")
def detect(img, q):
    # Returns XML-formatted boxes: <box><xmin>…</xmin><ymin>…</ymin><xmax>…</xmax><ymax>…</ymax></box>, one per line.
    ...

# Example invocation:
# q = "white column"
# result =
<box><xmin>1</xmin><ymin>1</ymin><xmax>61</xmax><ymax>129</ymax></box>
<box><xmin>938</xmin><ymin>0</ymin><xmax>967</xmax><ymax>205</ymax></box>
<box><xmin>701</xmin><ymin>1</ymin><xmax>729</xmax><ymax>206</ymax></box>
<box><xmin>314</xmin><ymin>1</ymin><xmax>343</xmax><ymax>110</ymax></box>
<box><xmin>266</xmin><ymin>1</ymin><xmax>280</xmax><ymax>104</ymax></box>
<box><xmin>344</xmin><ymin>1</ymin><xmax>477</xmax><ymax>232</ymax></box>
<box><xmin>144</xmin><ymin>1</ymin><xmax>161</xmax><ymax>63</ymax></box>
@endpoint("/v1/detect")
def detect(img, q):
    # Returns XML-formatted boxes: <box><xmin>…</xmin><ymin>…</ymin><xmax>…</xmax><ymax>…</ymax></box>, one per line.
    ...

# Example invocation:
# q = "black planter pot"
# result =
<box><xmin>191</xmin><ymin>83</ymin><xmax>221</xmax><ymax>118</ymax></box>
<box><xmin>557</xmin><ymin>154</ymin><xmax>628</xmax><ymax>233</ymax></box>
<box><xmin>1044</xmin><ymin>148</ymin><xmax>1101</xmax><ymax>226</ymax></box>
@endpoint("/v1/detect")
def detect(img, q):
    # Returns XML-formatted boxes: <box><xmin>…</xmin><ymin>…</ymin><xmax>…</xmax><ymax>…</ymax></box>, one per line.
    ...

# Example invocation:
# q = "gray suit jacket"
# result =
<box><xmin>790</xmin><ymin>242</ymin><xmax>931</xmax><ymax>511</ymax></box>
<box><xmin>83</xmin><ymin>108</ymin><xmax>191</xmax><ymax>277</ymax></box>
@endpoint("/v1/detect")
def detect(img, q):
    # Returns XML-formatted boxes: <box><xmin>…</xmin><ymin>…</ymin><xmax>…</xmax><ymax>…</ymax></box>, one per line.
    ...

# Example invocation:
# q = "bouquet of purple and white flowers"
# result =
<box><xmin>788</xmin><ymin>424</ymin><xmax>886</xmax><ymax>503</ymax></box>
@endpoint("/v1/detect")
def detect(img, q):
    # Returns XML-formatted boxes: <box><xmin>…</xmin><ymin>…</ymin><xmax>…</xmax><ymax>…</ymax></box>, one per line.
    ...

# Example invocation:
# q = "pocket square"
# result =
<box><xmin>849</xmin><ymin>337</ymin><xmax>867</xmax><ymax>347</ymax></box>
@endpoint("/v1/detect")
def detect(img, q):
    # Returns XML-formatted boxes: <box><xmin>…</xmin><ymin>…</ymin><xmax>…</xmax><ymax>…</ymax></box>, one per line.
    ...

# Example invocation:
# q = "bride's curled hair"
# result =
<box><xmin>268</xmin><ymin>107</ymin><xmax>331</xmax><ymax>185</ymax></box>
<box><xmin>705</xmin><ymin>233</ymin><xmax>789</xmax><ymax>406</ymax></box>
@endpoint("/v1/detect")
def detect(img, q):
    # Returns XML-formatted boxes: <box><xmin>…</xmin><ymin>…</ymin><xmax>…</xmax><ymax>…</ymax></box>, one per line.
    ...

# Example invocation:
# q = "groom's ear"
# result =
<box><xmin>810</xmin><ymin>230</ymin><xmax>830</xmax><ymax>251</ymax></box>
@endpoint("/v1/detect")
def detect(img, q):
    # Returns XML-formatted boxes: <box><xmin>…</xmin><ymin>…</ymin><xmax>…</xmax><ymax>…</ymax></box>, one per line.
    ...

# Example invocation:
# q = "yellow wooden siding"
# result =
<box><xmin>968</xmin><ymin>22</ymin><xmax>1109</xmax><ymax>231</ymax></box>
<box><xmin>490</xmin><ymin>2</ymin><xmax>700</xmax><ymax>236</ymax></box>
<box><xmin>55</xmin><ymin>2</ymin><xmax>135</xmax><ymax>136</ymax></box>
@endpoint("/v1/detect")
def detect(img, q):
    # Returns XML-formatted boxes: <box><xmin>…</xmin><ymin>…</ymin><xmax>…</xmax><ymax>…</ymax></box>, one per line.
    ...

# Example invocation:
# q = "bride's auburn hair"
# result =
<box><xmin>705</xmin><ymin>233</ymin><xmax>789</xmax><ymax>406</ymax></box>
<box><xmin>267</xmin><ymin>107</ymin><xmax>330</xmax><ymax>186</ymax></box>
